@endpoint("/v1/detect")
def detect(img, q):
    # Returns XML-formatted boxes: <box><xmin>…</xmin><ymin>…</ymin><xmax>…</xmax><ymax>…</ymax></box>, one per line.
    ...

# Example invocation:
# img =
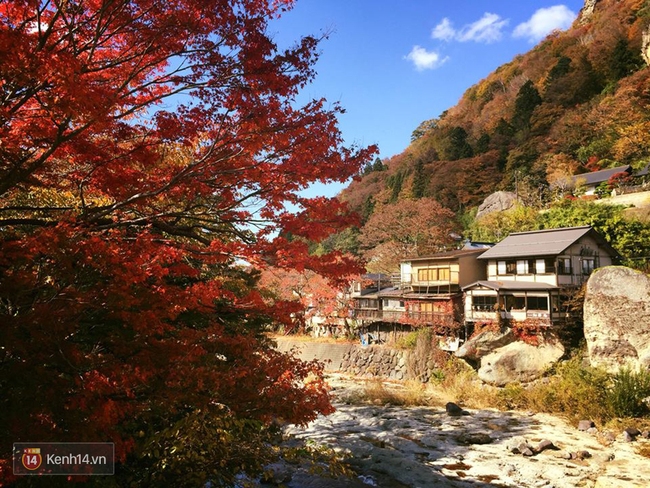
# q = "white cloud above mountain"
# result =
<box><xmin>431</xmin><ymin>13</ymin><xmax>509</xmax><ymax>44</ymax></box>
<box><xmin>404</xmin><ymin>46</ymin><xmax>449</xmax><ymax>71</ymax></box>
<box><xmin>513</xmin><ymin>5</ymin><xmax>577</xmax><ymax>42</ymax></box>
<box><xmin>407</xmin><ymin>5</ymin><xmax>576</xmax><ymax>71</ymax></box>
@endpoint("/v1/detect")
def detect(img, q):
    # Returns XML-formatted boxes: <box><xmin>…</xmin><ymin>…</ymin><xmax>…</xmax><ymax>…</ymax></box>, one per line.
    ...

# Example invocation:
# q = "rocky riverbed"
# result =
<box><xmin>267</xmin><ymin>374</ymin><xmax>650</xmax><ymax>488</ymax></box>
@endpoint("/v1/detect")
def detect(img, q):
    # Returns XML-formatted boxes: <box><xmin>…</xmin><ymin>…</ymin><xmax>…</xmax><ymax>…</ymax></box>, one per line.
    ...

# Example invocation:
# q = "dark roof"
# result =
<box><xmin>377</xmin><ymin>287</ymin><xmax>403</xmax><ymax>298</ymax></box>
<box><xmin>571</xmin><ymin>165</ymin><xmax>631</xmax><ymax>186</ymax></box>
<box><xmin>361</xmin><ymin>273</ymin><xmax>392</xmax><ymax>281</ymax></box>
<box><xmin>402</xmin><ymin>292</ymin><xmax>458</xmax><ymax>299</ymax></box>
<box><xmin>478</xmin><ymin>226</ymin><xmax>618</xmax><ymax>260</ymax></box>
<box><xmin>634</xmin><ymin>163</ymin><xmax>650</xmax><ymax>178</ymax></box>
<box><xmin>462</xmin><ymin>241</ymin><xmax>494</xmax><ymax>250</ymax></box>
<box><xmin>403</xmin><ymin>248</ymin><xmax>487</xmax><ymax>263</ymax></box>
<box><xmin>462</xmin><ymin>280</ymin><xmax>558</xmax><ymax>292</ymax></box>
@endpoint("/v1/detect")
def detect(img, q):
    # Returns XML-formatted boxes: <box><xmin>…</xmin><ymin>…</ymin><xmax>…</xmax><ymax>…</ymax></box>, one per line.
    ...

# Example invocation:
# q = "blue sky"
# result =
<box><xmin>270</xmin><ymin>1</ymin><xmax>585</xmax><ymax>197</ymax></box>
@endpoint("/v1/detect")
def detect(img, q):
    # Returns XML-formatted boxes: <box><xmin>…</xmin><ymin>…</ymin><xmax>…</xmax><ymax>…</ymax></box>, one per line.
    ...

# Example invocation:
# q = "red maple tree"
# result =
<box><xmin>0</xmin><ymin>0</ymin><xmax>375</xmax><ymax>484</ymax></box>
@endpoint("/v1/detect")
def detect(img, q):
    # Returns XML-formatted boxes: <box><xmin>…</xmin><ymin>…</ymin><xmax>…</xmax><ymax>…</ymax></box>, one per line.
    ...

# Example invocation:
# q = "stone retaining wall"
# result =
<box><xmin>273</xmin><ymin>337</ymin><xmax>433</xmax><ymax>382</ymax></box>
<box><xmin>340</xmin><ymin>345</ymin><xmax>410</xmax><ymax>380</ymax></box>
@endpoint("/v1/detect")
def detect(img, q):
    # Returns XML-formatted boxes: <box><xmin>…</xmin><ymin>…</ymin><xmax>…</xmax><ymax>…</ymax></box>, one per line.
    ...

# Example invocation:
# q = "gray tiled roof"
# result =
<box><xmin>478</xmin><ymin>226</ymin><xmax>594</xmax><ymax>260</ymax></box>
<box><xmin>571</xmin><ymin>165</ymin><xmax>631</xmax><ymax>186</ymax></box>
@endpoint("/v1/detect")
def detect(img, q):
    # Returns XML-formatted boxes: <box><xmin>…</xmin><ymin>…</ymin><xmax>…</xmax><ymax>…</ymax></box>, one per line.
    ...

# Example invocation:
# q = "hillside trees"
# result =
<box><xmin>359</xmin><ymin>198</ymin><xmax>457</xmax><ymax>273</ymax></box>
<box><xmin>538</xmin><ymin>200</ymin><xmax>650</xmax><ymax>269</ymax></box>
<box><xmin>0</xmin><ymin>0</ymin><xmax>375</xmax><ymax>484</ymax></box>
<box><xmin>512</xmin><ymin>80</ymin><xmax>542</xmax><ymax>131</ymax></box>
<box><xmin>258</xmin><ymin>267</ymin><xmax>352</xmax><ymax>334</ymax></box>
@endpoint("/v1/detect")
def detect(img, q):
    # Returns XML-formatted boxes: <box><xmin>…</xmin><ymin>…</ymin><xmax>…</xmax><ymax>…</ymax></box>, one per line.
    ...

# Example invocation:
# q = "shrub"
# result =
<box><xmin>608</xmin><ymin>367</ymin><xmax>650</xmax><ymax>418</ymax></box>
<box><xmin>525</xmin><ymin>357</ymin><xmax>612</xmax><ymax>422</ymax></box>
<box><xmin>396</xmin><ymin>330</ymin><xmax>422</xmax><ymax>349</ymax></box>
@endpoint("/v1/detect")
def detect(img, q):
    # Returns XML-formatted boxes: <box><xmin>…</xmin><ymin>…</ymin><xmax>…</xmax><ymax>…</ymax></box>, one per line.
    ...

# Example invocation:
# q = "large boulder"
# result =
<box><xmin>584</xmin><ymin>266</ymin><xmax>650</xmax><ymax>373</ymax></box>
<box><xmin>478</xmin><ymin>339</ymin><xmax>565</xmax><ymax>386</ymax></box>
<box><xmin>476</xmin><ymin>191</ymin><xmax>517</xmax><ymax>219</ymax></box>
<box><xmin>456</xmin><ymin>327</ymin><xmax>515</xmax><ymax>362</ymax></box>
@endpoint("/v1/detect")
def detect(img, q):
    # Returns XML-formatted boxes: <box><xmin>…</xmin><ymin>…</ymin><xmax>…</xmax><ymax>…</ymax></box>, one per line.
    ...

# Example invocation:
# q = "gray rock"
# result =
<box><xmin>477</xmin><ymin>338</ymin><xmax>565</xmax><ymax>386</ymax></box>
<box><xmin>603</xmin><ymin>431</ymin><xmax>617</xmax><ymax>443</ymax></box>
<box><xmin>642</xmin><ymin>23</ymin><xmax>650</xmax><ymax>66</ymax></box>
<box><xmin>514</xmin><ymin>441</ymin><xmax>533</xmax><ymax>455</ymax></box>
<box><xmin>445</xmin><ymin>402</ymin><xmax>469</xmax><ymax>416</ymax></box>
<box><xmin>476</xmin><ymin>191</ymin><xmax>517</xmax><ymax>219</ymax></box>
<box><xmin>624</xmin><ymin>427</ymin><xmax>641</xmax><ymax>437</ymax></box>
<box><xmin>578</xmin><ymin>420</ymin><xmax>595</xmax><ymax>431</ymax></box>
<box><xmin>584</xmin><ymin>267</ymin><xmax>650</xmax><ymax>373</ymax></box>
<box><xmin>456</xmin><ymin>432</ymin><xmax>493</xmax><ymax>445</ymax></box>
<box><xmin>595</xmin><ymin>452</ymin><xmax>615</xmax><ymax>463</ymax></box>
<box><xmin>642</xmin><ymin>430</ymin><xmax>650</xmax><ymax>439</ymax></box>
<box><xmin>623</xmin><ymin>431</ymin><xmax>636</xmax><ymax>442</ymax></box>
<box><xmin>576</xmin><ymin>450</ymin><xmax>591</xmax><ymax>460</ymax></box>
<box><xmin>456</xmin><ymin>327</ymin><xmax>515</xmax><ymax>361</ymax></box>
<box><xmin>535</xmin><ymin>440</ymin><xmax>557</xmax><ymax>453</ymax></box>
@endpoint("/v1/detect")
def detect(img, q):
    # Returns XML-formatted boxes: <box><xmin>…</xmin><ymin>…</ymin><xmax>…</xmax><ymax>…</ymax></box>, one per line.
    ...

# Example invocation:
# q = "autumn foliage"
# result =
<box><xmin>343</xmin><ymin>0</ymin><xmax>650</xmax><ymax>222</ymax></box>
<box><xmin>0</xmin><ymin>0</ymin><xmax>375</xmax><ymax>484</ymax></box>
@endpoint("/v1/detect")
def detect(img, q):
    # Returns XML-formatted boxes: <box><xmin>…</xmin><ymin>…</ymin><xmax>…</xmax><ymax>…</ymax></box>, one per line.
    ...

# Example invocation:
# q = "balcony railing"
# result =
<box><xmin>352</xmin><ymin>309</ymin><xmax>458</xmax><ymax>326</ymax></box>
<box><xmin>352</xmin><ymin>309</ymin><xmax>405</xmax><ymax>322</ymax></box>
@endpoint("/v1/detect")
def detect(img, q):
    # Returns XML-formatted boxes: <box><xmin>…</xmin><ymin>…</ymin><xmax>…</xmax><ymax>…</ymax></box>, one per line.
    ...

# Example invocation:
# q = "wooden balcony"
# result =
<box><xmin>352</xmin><ymin>309</ymin><xmax>458</xmax><ymax>326</ymax></box>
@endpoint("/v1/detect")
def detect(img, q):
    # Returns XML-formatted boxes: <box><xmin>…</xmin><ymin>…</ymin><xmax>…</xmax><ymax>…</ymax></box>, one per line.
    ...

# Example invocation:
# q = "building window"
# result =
<box><xmin>527</xmin><ymin>296</ymin><xmax>548</xmax><ymax>311</ymax></box>
<box><xmin>582</xmin><ymin>258</ymin><xmax>595</xmax><ymax>275</ymax></box>
<box><xmin>516</xmin><ymin>260</ymin><xmax>529</xmax><ymax>274</ymax></box>
<box><xmin>472</xmin><ymin>295</ymin><xmax>497</xmax><ymax>311</ymax></box>
<box><xmin>417</xmin><ymin>268</ymin><xmax>450</xmax><ymax>281</ymax></box>
<box><xmin>505</xmin><ymin>295</ymin><xmax>526</xmax><ymax>310</ymax></box>
<box><xmin>497</xmin><ymin>260</ymin><xmax>516</xmax><ymax>275</ymax></box>
<box><xmin>536</xmin><ymin>258</ymin><xmax>555</xmax><ymax>274</ymax></box>
<box><xmin>557</xmin><ymin>257</ymin><xmax>572</xmax><ymax>275</ymax></box>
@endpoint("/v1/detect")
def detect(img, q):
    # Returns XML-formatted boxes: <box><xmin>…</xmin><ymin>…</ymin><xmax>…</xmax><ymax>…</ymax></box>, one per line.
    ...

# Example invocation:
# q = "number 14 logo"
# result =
<box><xmin>21</xmin><ymin>448</ymin><xmax>42</xmax><ymax>470</ymax></box>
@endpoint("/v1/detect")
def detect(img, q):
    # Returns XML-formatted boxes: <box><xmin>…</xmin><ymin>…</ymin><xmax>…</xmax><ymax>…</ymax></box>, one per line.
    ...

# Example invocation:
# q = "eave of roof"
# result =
<box><xmin>462</xmin><ymin>280</ymin><xmax>558</xmax><ymax>292</ymax></box>
<box><xmin>403</xmin><ymin>248</ymin><xmax>487</xmax><ymax>263</ymax></box>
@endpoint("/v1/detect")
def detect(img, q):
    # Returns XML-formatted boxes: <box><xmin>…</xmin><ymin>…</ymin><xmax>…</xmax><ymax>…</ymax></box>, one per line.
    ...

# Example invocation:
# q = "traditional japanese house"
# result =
<box><xmin>400</xmin><ymin>247</ymin><xmax>489</xmax><ymax>329</ymax></box>
<box><xmin>463</xmin><ymin>226</ymin><xmax>619</xmax><ymax>328</ymax></box>
<box><xmin>350</xmin><ymin>273</ymin><xmax>396</xmax><ymax>322</ymax></box>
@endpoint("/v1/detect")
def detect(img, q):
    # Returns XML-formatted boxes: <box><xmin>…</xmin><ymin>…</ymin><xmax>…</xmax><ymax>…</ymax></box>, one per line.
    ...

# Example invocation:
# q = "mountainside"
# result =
<box><xmin>341</xmin><ymin>0</ymin><xmax>650</xmax><ymax>216</ymax></box>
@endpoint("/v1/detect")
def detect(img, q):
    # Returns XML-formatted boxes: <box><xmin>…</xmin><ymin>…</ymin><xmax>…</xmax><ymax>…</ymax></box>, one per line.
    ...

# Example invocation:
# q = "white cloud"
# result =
<box><xmin>513</xmin><ymin>5</ymin><xmax>577</xmax><ymax>43</ymax></box>
<box><xmin>430</xmin><ymin>13</ymin><xmax>508</xmax><ymax>44</ymax></box>
<box><xmin>432</xmin><ymin>18</ymin><xmax>456</xmax><ymax>41</ymax></box>
<box><xmin>405</xmin><ymin>46</ymin><xmax>449</xmax><ymax>71</ymax></box>
<box><xmin>457</xmin><ymin>13</ymin><xmax>509</xmax><ymax>43</ymax></box>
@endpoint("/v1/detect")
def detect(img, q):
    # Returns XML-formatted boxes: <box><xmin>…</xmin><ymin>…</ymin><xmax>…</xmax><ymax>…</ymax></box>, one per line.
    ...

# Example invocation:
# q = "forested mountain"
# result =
<box><xmin>333</xmin><ymin>0</ymin><xmax>650</xmax><ymax>272</ymax></box>
<box><xmin>343</xmin><ymin>0</ymin><xmax>649</xmax><ymax>212</ymax></box>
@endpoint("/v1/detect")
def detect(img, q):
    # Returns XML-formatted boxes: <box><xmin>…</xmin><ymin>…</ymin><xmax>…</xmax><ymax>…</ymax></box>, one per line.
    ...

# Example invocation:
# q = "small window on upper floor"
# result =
<box><xmin>557</xmin><ymin>257</ymin><xmax>572</xmax><ymax>275</ymax></box>
<box><xmin>497</xmin><ymin>260</ymin><xmax>516</xmax><ymax>275</ymax></box>
<box><xmin>516</xmin><ymin>260</ymin><xmax>530</xmax><ymax>274</ymax></box>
